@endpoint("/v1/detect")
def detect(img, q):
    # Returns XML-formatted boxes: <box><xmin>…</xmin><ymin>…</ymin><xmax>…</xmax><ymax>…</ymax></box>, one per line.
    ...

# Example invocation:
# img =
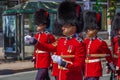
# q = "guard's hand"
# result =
<box><xmin>51</xmin><ymin>55</ymin><xmax>62</xmax><ymax>65</ymax></box>
<box><xmin>24</xmin><ymin>35</ymin><xmax>34</xmax><ymax>44</ymax></box>
<box><xmin>116</xmin><ymin>70</ymin><xmax>120</xmax><ymax>75</ymax></box>
<box><xmin>116</xmin><ymin>66</ymin><xmax>120</xmax><ymax>75</ymax></box>
<box><xmin>31</xmin><ymin>57</ymin><xmax>36</xmax><ymax>62</ymax></box>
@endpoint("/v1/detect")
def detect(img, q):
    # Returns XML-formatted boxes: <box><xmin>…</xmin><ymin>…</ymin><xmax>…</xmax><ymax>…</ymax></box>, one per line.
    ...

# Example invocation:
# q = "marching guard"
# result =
<box><xmin>24</xmin><ymin>9</ymin><xmax>55</xmax><ymax>80</ymax></box>
<box><xmin>83</xmin><ymin>11</ymin><xmax>115</xmax><ymax>80</ymax></box>
<box><xmin>51</xmin><ymin>21</ymin><xmax>63</xmax><ymax>80</ymax></box>
<box><xmin>38</xmin><ymin>1</ymin><xmax>86</xmax><ymax>80</ymax></box>
<box><xmin>112</xmin><ymin>12</ymin><xmax>120</xmax><ymax>80</ymax></box>
<box><xmin>51</xmin><ymin>1</ymin><xmax>86</xmax><ymax>80</ymax></box>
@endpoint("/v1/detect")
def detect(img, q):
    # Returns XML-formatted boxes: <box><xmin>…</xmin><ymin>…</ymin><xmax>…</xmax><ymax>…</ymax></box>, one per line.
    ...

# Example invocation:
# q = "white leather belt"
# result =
<box><xmin>113</xmin><ymin>54</ymin><xmax>118</xmax><ymax>58</ymax></box>
<box><xmin>85</xmin><ymin>59</ymin><xmax>101</xmax><ymax>63</ymax></box>
<box><xmin>36</xmin><ymin>50</ymin><xmax>47</xmax><ymax>53</ymax></box>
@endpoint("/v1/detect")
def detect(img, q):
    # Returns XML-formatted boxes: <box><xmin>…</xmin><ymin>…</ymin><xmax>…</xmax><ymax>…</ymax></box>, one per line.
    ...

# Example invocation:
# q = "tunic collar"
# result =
<box><xmin>39</xmin><ymin>30</ymin><xmax>48</xmax><ymax>34</ymax></box>
<box><xmin>89</xmin><ymin>36</ymin><xmax>97</xmax><ymax>41</ymax></box>
<box><xmin>66</xmin><ymin>34</ymin><xmax>76</xmax><ymax>40</ymax></box>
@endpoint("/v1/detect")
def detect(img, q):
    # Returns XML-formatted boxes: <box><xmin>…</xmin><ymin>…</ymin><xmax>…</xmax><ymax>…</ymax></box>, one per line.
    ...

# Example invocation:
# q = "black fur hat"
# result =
<box><xmin>84</xmin><ymin>11</ymin><xmax>101</xmax><ymax>31</ymax></box>
<box><xmin>34</xmin><ymin>9</ymin><xmax>50</xmax><ymax>28</ymax></box>
<box><xmin>57</xmin><ymin>1</ymin><xmax>83</xmax><ymax>33</ymax></box>
<box><xmin>112</xmin><ymin>12</ymin><xmax>120</xmax><ymax>31</ymax></box>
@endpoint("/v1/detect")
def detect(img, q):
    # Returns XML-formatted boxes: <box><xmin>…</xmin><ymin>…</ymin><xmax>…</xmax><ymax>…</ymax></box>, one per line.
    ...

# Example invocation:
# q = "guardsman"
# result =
<box><xmin>112</xmin><ymin>12</ymin><xmax>120</xmax><ymax>80</ymax></box>
<box><xmin>51</xmin><ymin>21</ymin><xmax>63</xmax><ymax>80</ymax></box>
<box><xmin>83</xmin><ymin>11</ymin><xmax>115</xmax><ymax>80</ymax></box>
<box><xmin>25</xmin><ymin>9</ymin><xmax>55</xmax><ymax>80</ymax></box>
<box><xmin>51</xmin><ymin>1</ymin><xmax>86</xmax><ymax>80</ymax></box>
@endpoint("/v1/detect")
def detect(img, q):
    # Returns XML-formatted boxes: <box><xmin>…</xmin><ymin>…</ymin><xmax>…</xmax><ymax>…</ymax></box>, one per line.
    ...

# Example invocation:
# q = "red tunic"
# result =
<box><xmin>52</xmin><ymin>62</ymin><xmax>59</xmax><ymax>77</ymax></box>
<box><xmin>113</xmin><ymin>36</ymin><xmax>120</xmax><ymax>78</ymax></box>
<box><xmin>33</xmin><ymin>31</ymin><xmax>55</xmax><ymax>68</ymax></box>
<box><xmin>51</xmin><ymin>52</ymin><xmax>59</xmax><ymax>77</ymax></box>
<box><xmin>56</xmin><ymin>36</ymin><xmax>86</xmax><ymax>80</ymax></box>
<box><xmin>118</xmin><ymin>57</ymin><xmax>120</xmax><ymax>67</ymax></box>
<box><xmin>84</xmin><ymin>37</ymin><xmax>113</xmax><ymax>77</ymax></box>
<box><xmin>113</xmin><ymin>36</ymin><xmax>120</xmax><ymax>65</ymax></box>
<box><xmin>118</xmin><ymin>56</ymin><xmax>120</xmax><ymax>78</ymax></box>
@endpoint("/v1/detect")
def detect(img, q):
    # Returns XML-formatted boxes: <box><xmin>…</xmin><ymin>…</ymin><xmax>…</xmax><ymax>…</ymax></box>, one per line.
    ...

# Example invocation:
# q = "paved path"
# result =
<box><xmin>0</xmin><ymin>33</ymin><xmax>34</xmax><ymax>75</ymax></box>
<box><xmin>0</xmin><ymin>61</ymin><xmax>34</xmax><ymax>75</ymax></box>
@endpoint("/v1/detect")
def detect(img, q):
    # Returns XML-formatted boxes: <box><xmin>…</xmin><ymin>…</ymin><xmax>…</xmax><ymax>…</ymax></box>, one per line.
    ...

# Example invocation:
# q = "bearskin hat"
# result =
<box><xmin>112</xmin><ymin>12</ymin><xmax>120</xmax><ymax>31</ymax></box>
<box><xmin>34</xmin><ymin>9</ymin><xmax>50</xmax><ymax>28</ymax></box>
<box><xmin>84</xmin><ymin>11</ymin><xmax>101</xmax><ymax>31</ymax></box>
<box><xmin>57</xmin><ymin>1</ymin><xmax>83</xmax><ymax>33</ymax></box>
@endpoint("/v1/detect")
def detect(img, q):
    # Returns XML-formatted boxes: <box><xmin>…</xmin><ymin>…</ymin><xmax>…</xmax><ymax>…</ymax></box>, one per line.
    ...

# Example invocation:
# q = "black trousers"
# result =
<box><xmin>85</xmin><ymin>77</ymin><xmax>99</xmax><ymax>80</ymax></box>
<box><xmin>36</xmin><ymin>68</ymin><xmax>50</xmax><ymax>80</ymax></box>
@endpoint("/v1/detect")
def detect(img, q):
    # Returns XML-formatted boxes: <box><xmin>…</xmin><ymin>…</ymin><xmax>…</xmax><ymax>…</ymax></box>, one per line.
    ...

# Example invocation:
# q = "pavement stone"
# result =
<box><xmin>0</xmin><ymin>61</ymin><xmax>34</xmax><ymax>75</ymax></box>
<box><xmin>0</xmin><ymin>46</ymin><xmax>34</xmax><ymax>75</ymax></box>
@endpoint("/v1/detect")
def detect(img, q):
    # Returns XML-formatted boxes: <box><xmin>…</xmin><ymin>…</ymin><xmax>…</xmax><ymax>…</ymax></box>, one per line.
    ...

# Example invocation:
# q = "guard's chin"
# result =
<box><xmin>62</xmin><ymin>32</ymin><xmax>66</xmax><ymax>36</ymax></box>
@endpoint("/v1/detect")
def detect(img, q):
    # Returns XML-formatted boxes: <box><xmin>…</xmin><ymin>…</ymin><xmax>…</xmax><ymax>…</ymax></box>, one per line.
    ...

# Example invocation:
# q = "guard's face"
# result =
<box><xmin>86</xmin><ymin>28</ymin><xmax>98</xmax><ymax>38</ymax></box>
<box><xmin>62</xmin><ymin>24</ymin><xmax>76</xmax><ymax>36</ymax></box>
<box><xmin>118</xmin><ymin>29</ymin><xmax>120</xmax><ymax>35</ymax></box>
<box><xmin>36</xmin><ymin>24</ymin><xmax>46</xmax><ymax>32</ymax></box>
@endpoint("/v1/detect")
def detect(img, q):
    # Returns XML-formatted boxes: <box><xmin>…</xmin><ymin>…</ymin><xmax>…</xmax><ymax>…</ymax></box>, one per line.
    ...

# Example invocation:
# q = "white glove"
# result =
<box><xmin>116</xmin><ymin>66</ymin><xmax>119</xmax><ymax>70</ymax></box>
<box><xmin>24</xmin><ymin>35</ymin><xmax>34</xmax><ymax>44</ymax></box>
<box><xmin>51</xmin><ymin>55</ymin><xmax>62</xmax><ymax>65</ymax></box>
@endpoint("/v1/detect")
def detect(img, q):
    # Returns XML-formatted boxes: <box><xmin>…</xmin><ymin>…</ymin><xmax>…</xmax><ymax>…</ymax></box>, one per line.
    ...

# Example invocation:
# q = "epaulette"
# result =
<box><xmin>76</xmin><ymin>37</ymin><xmax>83</xmax><ymax>42</ymax></box>
<box><xmin>52</xmin><ymin>41</ymin><xmax>58</xmax><ymax>47</ymax></box>
<box><xmin>45</xmin><ymin>31</ymin><xmax>50</xmax><ymax>34</ymax></box>
<box><xmin>66</xmin><ymin>34</ymin><xmax>76</xmax><ymax>40</ymax></box>
<box><xmin>97</xmin><ymin>37</ymin><xmax>103</xmax><ymax>42</ymax></box>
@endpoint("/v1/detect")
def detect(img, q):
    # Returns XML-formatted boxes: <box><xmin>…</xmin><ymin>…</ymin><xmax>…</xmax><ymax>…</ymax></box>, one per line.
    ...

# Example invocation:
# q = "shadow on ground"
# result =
<box><xmin>0</xmin><ymin>68</ymin><xmax>35</xmax><ymax>75</ymax></box>
<box><xmin>0</xmin><ymin>69</ymin><xmax>15</xmax><ymax>75</ymax></box>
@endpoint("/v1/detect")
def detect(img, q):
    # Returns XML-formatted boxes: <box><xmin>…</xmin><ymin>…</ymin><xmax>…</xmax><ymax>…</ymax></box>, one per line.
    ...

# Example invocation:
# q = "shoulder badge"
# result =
<box><xmin>97</xmin><ymin>37</ymin><xmax>103</xmax><ymax>42</ymax></box>
<box><xmin>45</xmin><ymin>31</ymin><xmax>50</xmax><ymax>35</ymax></box>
